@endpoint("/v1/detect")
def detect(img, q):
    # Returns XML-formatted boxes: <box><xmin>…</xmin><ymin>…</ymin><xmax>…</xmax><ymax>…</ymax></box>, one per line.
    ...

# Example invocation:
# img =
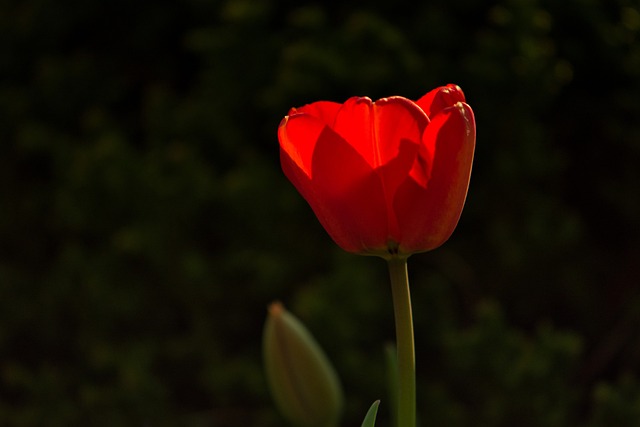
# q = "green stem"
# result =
<box><xmin>387</xmin><ymin>256</ymin><xmax>415</xmax><ymax>427</ymax></box>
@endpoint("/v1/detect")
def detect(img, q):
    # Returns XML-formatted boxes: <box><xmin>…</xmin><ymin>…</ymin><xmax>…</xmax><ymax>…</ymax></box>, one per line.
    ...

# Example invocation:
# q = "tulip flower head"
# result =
<box><xmin>278</xmin><ymin>84</ymin><xmax>475</xmax><ymax>258</ymax></box>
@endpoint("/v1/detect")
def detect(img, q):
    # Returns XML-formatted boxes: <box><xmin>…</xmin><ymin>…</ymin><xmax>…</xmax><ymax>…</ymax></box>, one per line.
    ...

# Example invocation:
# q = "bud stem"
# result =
<box><xmin>387</xmin><ymin>256</ymin><xmax>415</xmax><ymax>427</ymax></box>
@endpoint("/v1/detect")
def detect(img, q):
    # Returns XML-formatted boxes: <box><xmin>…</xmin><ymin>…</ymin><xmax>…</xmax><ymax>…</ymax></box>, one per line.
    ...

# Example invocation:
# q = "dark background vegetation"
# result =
<box><xmin>1</xmin><ymin>0</ymin><xmax>639</xmax><ymax>425</ymax></box>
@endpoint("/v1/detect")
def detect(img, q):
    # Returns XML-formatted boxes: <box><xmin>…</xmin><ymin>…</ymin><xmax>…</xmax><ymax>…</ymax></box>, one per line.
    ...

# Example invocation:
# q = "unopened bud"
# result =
<box><xmin>263</xmin><ymin>302</ymin><xmax>343</xmax><ymax>427</ymax></box>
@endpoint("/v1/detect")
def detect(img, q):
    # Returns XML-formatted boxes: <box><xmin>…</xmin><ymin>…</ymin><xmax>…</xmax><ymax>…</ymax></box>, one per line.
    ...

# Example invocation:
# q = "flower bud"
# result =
<box><xmin>263</xmin><ymin>302</ymin><xmax>343</xmax><ymax>427</ymax></box>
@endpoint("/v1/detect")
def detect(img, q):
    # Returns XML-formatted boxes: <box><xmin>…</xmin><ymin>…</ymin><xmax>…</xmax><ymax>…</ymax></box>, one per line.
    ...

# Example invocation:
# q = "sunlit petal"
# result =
<box><xmin>416</xmin><ymin>84</ymin><xmax>466</xmax><ymax>119</ymax></box>
<box><xmin>395</xmin><ymin>102</ymin><xmax>476</xmax><ymax>253</ymax></box>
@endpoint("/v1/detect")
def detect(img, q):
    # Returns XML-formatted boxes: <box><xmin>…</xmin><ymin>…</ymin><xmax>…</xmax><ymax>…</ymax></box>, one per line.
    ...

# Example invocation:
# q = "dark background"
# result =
<box><xmin>1</xmin><ymin>0</ymin><xmax>639</xmax><ymax>426</ymax></box>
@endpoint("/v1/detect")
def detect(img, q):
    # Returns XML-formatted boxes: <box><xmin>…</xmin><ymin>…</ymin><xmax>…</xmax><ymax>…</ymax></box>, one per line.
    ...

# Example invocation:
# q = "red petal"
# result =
<box><xmin>416</xmin><ymin>84</ymin><xmax>466</xmax><ymax>119</ymax></box>
<box><xmin>394</xmin><ymin>102</ymin><xmax>476</xmax><ymax>253</ymax></box>
<box><xmin>332</xmin><ymin>96</ymin><xmax>428</xmax><ymax>169</ymax></box>
<box><xmin>331</xmin><ymin>96</ymin><xmax>428</xmax><ymax>242</ymax></box>
<box><xmin>331</xmin><ymin>97</ymin><xmax>377</xmax><ymax>168</ymax></box>
<box><xmin>294</xmin><ymin>101</ymin><xmax>343</xmax><ymax>127</ymax></box>
<box><xmin>279</xmin><ymin>112</ymin><xmax>389</xmax><ymax>253</ymax></box>
<box><xmin>278</xmin><ymin>114</ymin><xmax>322</xmax><ymax>178</ymax></box>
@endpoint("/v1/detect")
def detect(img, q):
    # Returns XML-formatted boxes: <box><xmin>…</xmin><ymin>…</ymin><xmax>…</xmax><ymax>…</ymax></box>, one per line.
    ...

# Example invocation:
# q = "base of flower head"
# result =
<box><xmin>359</xmin><ymin>239</ymin><xmax>411</xmax><ymax>261</ymax></box>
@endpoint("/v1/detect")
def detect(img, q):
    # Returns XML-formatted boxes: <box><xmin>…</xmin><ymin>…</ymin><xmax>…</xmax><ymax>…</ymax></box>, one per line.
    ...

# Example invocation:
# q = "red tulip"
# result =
<box><xmin>278</xmin><ymin>84</ymin><xmax>475</xmax><ymax>258</ymax></box>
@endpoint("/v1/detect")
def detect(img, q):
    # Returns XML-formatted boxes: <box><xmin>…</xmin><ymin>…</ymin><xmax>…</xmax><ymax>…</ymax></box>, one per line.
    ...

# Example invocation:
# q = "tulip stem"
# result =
<box><xmin>387</xmin><ymin>256</ymin><xmax>415</xmax><ymax>427</ymax></box>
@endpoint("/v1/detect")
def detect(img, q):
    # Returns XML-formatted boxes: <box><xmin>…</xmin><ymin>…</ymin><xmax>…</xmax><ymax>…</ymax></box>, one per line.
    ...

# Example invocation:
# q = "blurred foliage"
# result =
<box><xmin>1</xmin><ymin>0</ymin><xmax>639</xmax><ymax>426</ymax></box>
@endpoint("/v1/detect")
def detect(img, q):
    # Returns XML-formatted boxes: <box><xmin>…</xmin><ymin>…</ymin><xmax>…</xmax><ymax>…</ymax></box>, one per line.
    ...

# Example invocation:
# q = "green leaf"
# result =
<box><xmin>360</xmin><ymin>400</ymin><xmax>381</xmax><ymax>427</ymax></box>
